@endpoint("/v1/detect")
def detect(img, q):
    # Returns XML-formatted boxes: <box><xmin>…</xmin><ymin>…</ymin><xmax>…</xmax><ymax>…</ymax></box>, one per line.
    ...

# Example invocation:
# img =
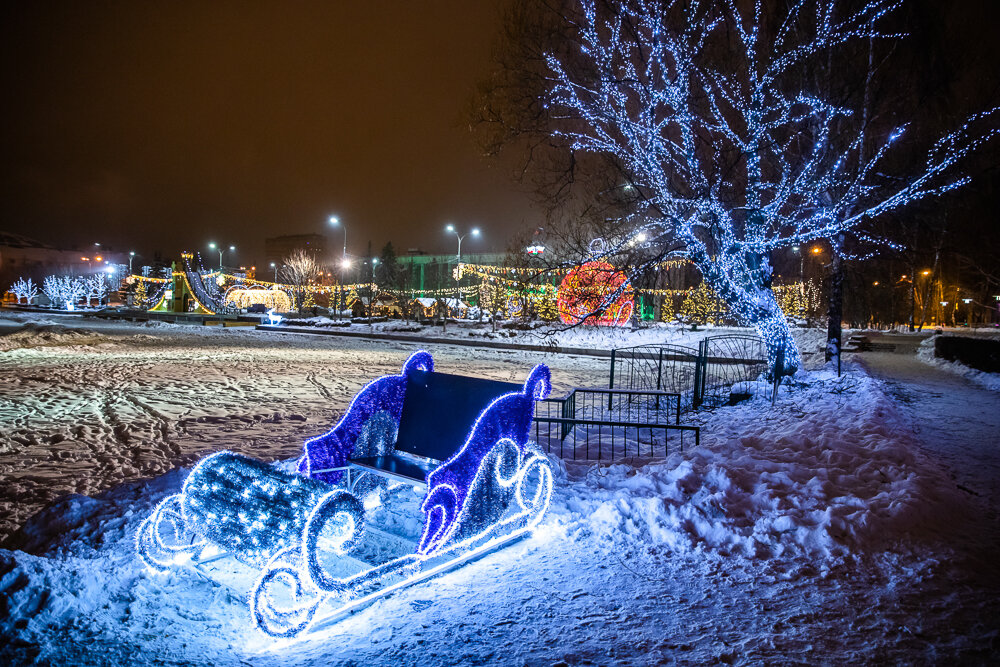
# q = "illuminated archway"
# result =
<box><xmin>224</xmin><ymin>287</ymin><xmax>293</xmax><ymax>312</ymax></box>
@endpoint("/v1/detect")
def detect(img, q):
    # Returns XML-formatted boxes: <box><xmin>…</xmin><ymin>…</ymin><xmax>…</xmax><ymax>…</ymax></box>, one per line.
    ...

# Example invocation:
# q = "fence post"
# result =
<box><xmin>609</xmin><ymin>349</ymin><xmax>616</xmax><ymax>390</ymax></box>
<box><xmin>655</xmin><ymin>348</ymin><xmax>664</xmax><ymax>411</ymax></box>
<box><xmin>693</xmin><ymin>340</ymin><xmax>705</xmax><ymax>408</ymax></box>
<box><xmin>656</xmin><ymin>348</ymin><xmax>663</xmax><ymax>391</ymax></box>
<box><xmin>771</xmin><ymin>345</ymin><xmax>785</xmax><ymax>405</ymax></box>
<box><xmin>608</xmin><ymin>348</ymin><xmax>617</xmax><ymax>412</ymax></box>
<box><xmin>561</xmin><ymin>391</ymin><xmax>575</xmax><ymax>440</ymax></box>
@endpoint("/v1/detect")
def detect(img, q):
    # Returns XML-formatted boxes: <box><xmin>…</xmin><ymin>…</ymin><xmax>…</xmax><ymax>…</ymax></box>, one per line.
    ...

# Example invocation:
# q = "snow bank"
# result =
<box><xmin>917</xmin><ymin>335</ymin><xmax>1000</xmax><ymax>392</ymax></box>
<box><xmin>0</xmin><ymin>322</ymin><xmax>111</xmax><ymax>352</ymax></box>
<box><xmin>546</xmin><ymin>366</ymin><xmax>959</xmax><ymax>560</ymax></box>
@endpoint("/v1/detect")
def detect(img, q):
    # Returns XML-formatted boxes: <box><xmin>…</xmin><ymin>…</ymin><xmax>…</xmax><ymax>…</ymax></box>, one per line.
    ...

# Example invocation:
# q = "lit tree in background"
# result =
<box><xmin>540</xmin><ymin>0</ymin><xmax>997</xmax><ymax>372</ymax></box>
<box><xmin>133</xmin><ymin>279</ymin><xmax>149</xmax><ymax>309</ymax></box>
<box><xmin>42</xmin><ymin>275</ymin><xmax>86</xmax><ymax>310</ymax></box>
<box><xmin>10</xmin><ymin>277</ymin><xmax>39</xmax><ymax>304</ymax></box>
<box><xmin>280</xmin><ymin>249</ymin><xmax>320</xmax><ymax>314</ymax></box>
<box><xmin>85</xmin><ymin>274</ymin><xmax>111</xmax><ymax>307</ymax></box>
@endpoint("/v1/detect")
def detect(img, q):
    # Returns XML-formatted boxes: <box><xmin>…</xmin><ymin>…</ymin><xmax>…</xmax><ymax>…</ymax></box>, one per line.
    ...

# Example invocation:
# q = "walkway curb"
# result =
<box><xmin>255</xmin><ymin>324</ymin><xmax>614</xmax><ymax>358</ymax></box>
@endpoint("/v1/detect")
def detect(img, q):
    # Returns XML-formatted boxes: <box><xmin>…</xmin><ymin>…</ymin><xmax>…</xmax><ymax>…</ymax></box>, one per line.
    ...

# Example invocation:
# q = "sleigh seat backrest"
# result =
<box><xmin>394</xmin><ymin>369</ymin><xmax>521</xmax><ymax>462</ymax></box>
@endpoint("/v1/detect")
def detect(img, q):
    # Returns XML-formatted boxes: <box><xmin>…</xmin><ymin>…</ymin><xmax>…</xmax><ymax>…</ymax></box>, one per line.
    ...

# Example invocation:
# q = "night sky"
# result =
<box><xmin>1</xmin><ymin>1</ymin><xmax>997</xmax><ymax>268</ymax></box>
<box><xmin>0</xmin><ymin>0</ymin><xmax>535</xmax><ymax>265</ymax></box>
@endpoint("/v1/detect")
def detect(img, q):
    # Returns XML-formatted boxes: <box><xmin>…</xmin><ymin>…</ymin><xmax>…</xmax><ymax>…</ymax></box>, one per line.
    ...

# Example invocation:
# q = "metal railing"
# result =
<box><xmin>609</xmin><ymin>334</ymin><xmax>769</xmax><ymax>409</ymax></box>
<box><xmin>536</xmin><ymin>387</ymin><xmax>682</xmax><ymax>425</ymax></box>
<box><xmin>608</xmin><ymin>344</ymin><xmax>699</xmax><ymax>404</ymax></box>
<box><xmin>531</xmin><ymin>417</ymin><xmax>700</xmax><ymax>460</ymax></box>
<box><xmin>533</xmin><ymin>388</ymin><xmax>698</xmax><ymax>460</ymax></box>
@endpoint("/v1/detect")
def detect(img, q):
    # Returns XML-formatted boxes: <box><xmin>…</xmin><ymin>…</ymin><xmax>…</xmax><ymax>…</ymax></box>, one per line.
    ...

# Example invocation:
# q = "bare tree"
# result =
<box><xmin>280</xmin><ymin>249</ymin><xmax>320</xmax><ymax>314</ymax></box>
<box><xmin>10</xmin><ymin>277</ymin><xmax>39</xmax><ymax>304</ymax></box>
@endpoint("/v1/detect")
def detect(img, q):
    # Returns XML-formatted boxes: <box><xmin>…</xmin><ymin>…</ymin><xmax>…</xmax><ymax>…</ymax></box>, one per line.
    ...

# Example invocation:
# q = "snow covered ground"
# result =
<box><xmin>278</xmin><ymin>315</ymin><xmax>832</xmax><ymax>357</ymax></box>
<box><xmin>2</xmin><ymin>311</ymin><xmax>998</xmax><ymax>664</ymax></box>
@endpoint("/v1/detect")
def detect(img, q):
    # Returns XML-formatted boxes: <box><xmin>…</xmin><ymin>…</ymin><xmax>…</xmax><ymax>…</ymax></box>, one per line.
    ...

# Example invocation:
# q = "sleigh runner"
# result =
<box><xmin>136</xmin><ymin>351</ymin><xmax>554</xmax><ymax>638</ymax></box>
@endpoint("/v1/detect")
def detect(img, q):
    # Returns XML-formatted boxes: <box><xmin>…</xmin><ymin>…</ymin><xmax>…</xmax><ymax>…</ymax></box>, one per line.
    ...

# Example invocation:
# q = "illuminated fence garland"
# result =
<box><xmin>136</xmin><ymin>351</ymin><xmax>555</xmax><ymax>639</ymax></box>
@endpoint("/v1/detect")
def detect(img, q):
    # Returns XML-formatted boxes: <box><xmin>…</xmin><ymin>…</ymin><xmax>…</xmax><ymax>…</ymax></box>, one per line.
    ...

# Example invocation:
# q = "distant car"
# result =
<box><xmin>246</xmin><ymin>304</ymin><xmax>267</xmax><ymax>313</ymax></box>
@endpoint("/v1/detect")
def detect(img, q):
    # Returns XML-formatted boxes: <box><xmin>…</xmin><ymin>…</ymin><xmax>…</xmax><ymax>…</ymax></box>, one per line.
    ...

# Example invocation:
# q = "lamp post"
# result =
<box><xmin>338</xmin><ymin>257</ymin><xmax>352</xmax><ymax>320</ymax></box>
<box><xmin>365</xmin><ymin>258</ymin><xmax>379</xmax><ymax>328</ymax></box>
<box><xmin>445</xmin><ymin>224</ymin><xmax>480</xmax><ymax>302</ymax></box>
<box><xmin>270</xmin><ymin>262</ymin><xmax>278</xmax><ymax>283</ymax></box>
<box><xmin>329</xmin><ymin>216</ymin><xmax>346</xmax><ymax>260</ymax></box>
<box><xmin>791</xmin><ymin>246</ymin><xmax>804</xmax><ymax>284</ymax></box>
<box><xmin>208</xmin><ymin>243</ymin><xmax>235</xmax><ymax>270</ymax></box>
<box><xmin>128</xmin><ymin>251</ymin><xmax>136</xmax><ymax>273</ymax></box>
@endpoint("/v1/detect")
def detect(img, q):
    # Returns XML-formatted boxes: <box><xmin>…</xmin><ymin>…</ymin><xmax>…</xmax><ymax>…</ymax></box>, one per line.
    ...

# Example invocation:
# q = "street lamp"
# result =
<box><xmin>329</xmin><ymin>216</ymin><xmax>347</xmax><ymax>259</ymax></box>
<box><xmin>129</xmin><ymin>251</ymin><xmax>136</xmax><ymax>273</ymax></box>
<box><xmin>337</xmin><ymin>257</ymin><xmax>352</xmax><ymax>319</ymax></box>
<box><xmin>270</xmin><ymin>262</ymin><xmax>277</xmax><ymax>282</ymax></box>
<box><xmin>445</xmin><ymin>224</ymin><xmax>480</xmax><ymax>301</ymax></box>
<box><xmin>445</xmin><ymin>224</ymin><xmax>480</xmax><ymax>262</ymax></box>
<box><xmin>208</xmin><ymin>242</ymin><xmax>235</xmax><ymax>270</ymax></box>
<box><xmin>365</xmin><ymin>258</ymin><xmax>379</xmax><ymax>323</ymax></box>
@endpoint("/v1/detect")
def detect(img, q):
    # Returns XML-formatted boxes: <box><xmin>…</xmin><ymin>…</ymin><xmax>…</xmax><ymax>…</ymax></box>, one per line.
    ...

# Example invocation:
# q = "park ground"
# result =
<box><xmin>1</xmin><ymin>311</ymin><xmax>998</xmax><ymax>665</ymax></box>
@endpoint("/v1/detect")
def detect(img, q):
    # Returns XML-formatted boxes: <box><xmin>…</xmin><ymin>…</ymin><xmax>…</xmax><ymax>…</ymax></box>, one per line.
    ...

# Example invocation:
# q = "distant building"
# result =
<box><xmin>0</xmin><ymin>232</ymin><xmax>109</xmax><ymax>287</ymax></box>
<box><xmin>396</xmin><ymin>252</ymin><xmax>506</xmax><ymax>296</ymax></box>
<box><xmin>264</xmin><ymin>234</ymin><xmax>328</xmax><ymax>269</ymax></box>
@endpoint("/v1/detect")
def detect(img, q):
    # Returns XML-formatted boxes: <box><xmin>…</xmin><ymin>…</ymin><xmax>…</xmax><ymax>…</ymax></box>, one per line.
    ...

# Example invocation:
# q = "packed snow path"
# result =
<box><xmin>860</xmin><ymin>352</ymin><xmax>1000</xmax><ymax>522</ymax></box>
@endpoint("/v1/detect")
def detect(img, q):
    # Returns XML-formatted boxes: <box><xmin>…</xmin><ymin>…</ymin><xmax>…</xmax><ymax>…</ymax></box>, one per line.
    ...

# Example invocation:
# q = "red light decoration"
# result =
<box><xmin>556</xmin><ymin>261</ymin><xmax>633</xmax><ymax>326</ymax></box>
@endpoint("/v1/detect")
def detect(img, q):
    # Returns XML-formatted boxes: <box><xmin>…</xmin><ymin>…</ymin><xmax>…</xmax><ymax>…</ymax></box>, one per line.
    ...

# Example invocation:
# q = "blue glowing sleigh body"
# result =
<box><xmin>136</xmin><ymin>351</ymin><xmax>554</xmax><ymax>638</ymax></box>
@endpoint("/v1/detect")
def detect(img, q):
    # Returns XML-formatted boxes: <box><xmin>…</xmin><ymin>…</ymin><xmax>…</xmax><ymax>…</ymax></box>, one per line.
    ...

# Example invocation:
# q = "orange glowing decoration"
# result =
<box><xmin>556</xmin><ymin>261</ymin><xmax>633</xmax><ymax>326</ymax></box>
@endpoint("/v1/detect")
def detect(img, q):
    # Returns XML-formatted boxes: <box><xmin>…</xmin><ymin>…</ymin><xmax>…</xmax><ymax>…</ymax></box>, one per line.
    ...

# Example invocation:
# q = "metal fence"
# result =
<box><xmin>609</xmin><ymin>334</ymin><xmax>769</xmax><ymax>409</ymax></box>
<box><xmin>608</xmin><ymin>344</ymin><xmax>700</xmax><ymax>406</ymax></box>
<box><xmin>695</xmin><ymin>334</ymin><xmax>769</xmax><ymax>408</ymax></box>
<box><xmin>533</xmin><ymin>388</ymin><xmax>699</xmax><ymax>460</ymax></box>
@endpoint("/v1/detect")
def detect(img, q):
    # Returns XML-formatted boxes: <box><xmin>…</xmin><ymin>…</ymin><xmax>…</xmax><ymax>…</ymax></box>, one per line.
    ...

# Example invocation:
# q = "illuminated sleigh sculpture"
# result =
<box><xmin>136</xmin><ymin>351</ymin><xmax>554</xmax><ymax>638</ymax></box>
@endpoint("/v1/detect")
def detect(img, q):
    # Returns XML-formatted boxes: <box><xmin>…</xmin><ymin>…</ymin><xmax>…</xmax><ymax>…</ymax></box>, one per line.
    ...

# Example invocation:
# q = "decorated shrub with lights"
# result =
<box><xmin>557</xmin><ymin>261</ymin><xmax>634</xmax><ymax>326</ymax></box>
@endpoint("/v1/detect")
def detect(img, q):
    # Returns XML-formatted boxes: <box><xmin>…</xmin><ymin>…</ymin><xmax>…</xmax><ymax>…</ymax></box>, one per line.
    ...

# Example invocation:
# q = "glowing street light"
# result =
<box><xmin>329</xmin><ymin>216</ymin><xmax>347</xmax><ymax>259</ymax></box>
<box><xmin>270</xmin><ymin>262</ymin><xmax>277</xmax><ymax>282</ymax></box>
<box><xmin>129</xmin><ymin>251</ymin><xmax>136</xmax><ymax>273</ymax></box>
<box><xmin>445</xmin><ymin>224</ymin><xmax>480</xmax><ymax>302</ymax></box>
<box><xmin>445</xmin><ymin>224</ymin><xmax>480</xmax><ymax>262</ymax></box>
<box><xmin>208</xmin><ymin>242</ymin><xmax>235</xmax><ymax>269</ymax></box>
